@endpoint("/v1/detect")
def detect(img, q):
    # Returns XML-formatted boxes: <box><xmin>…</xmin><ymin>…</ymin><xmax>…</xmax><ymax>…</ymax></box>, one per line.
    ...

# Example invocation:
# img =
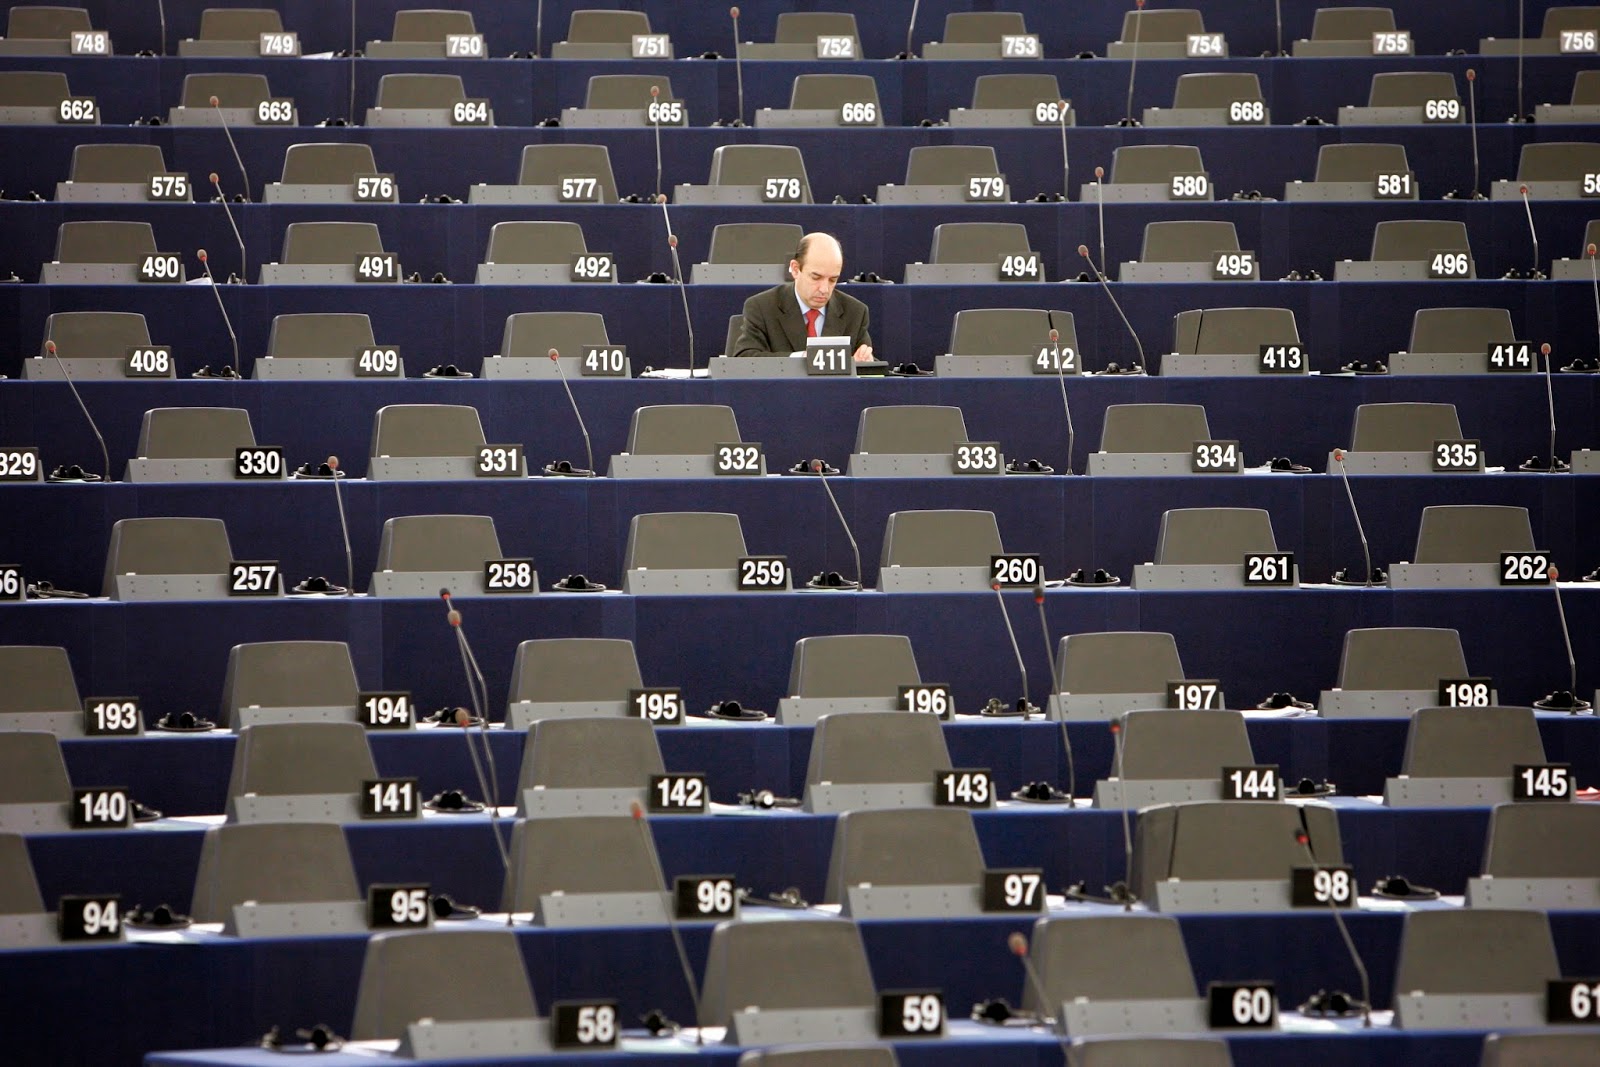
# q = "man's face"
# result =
<box><xmin>789</xmin><ymin>243</ymin><xmax>843</xmax><ymax>310</ymax></box>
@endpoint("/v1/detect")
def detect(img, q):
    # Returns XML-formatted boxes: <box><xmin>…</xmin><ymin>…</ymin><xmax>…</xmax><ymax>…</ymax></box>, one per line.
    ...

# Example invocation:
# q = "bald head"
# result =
<box><xmin>789</xmin><ymin>232</ymin><xmax>843</xmax><ymax>310</ymax></box>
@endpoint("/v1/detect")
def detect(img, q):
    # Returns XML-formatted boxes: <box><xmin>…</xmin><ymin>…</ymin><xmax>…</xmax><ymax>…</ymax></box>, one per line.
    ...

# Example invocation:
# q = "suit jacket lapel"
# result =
<box><xmin>775</xmin><ymin>284</ymin><xmax>807</xmax><ymax>352</ymax></box>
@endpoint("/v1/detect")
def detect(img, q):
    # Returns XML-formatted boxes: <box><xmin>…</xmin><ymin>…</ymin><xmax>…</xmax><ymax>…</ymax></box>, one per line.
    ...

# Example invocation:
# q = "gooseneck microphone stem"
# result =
<box><xmin>650</xmin><ymin>85</ymin><xmax>665</xmax><ymax>200</ymax></box>
<box><xmin>1295</xmin><ymin>828</ymin><xmax>1372</xmax><ymax>1027</ymax></box>
<box><xmin>325</xmin><ymin>456</ymin><xmax>354</xmax><ymax>593</ymax></box>
<box><xmin>209</xmin><ymin>97</ymin><xmax>251</xmax><ymax>203</ymax></box>
<box><xmin>210</xmin><ymin>173</ymin><xmax>247</xmax><ymax>282</ymax></box>
<box><xmin>1007</xmin><ymin>932</ymin><xmax>1068</xmax><ymax>1048</ymax></box>
<box><xmin>1034</xmin><ymin>588</ymin><xmax>1076</xmax><ymax>800</ymax></box>
<box><xmin>1079</xmin><ymin>245</ymin><xmax>1145</xmax><ymax>370</ymax></box>
<box><xmin>1332</xmin><ymin>451</ymin><xmax>1374</xmax><ymax>586</ymax></box>
<box><xmin>197</xmin><ymin>250</ymin><xmax>241</xmax><ymax>375</ymax></box>
<box><xmin>658</xmin><ymin>195</ymin><xmax>696</xmax><ymax>370</ymax></box>
<box><xmin>1111</xmin><ymin>718</ymin><xmax>1134</xmax><ymax>909</ymax></box>
<box><xmin>348</xmin><ymin>0</ymin><xmax>358</xmax><ymax>124</ymax></box>
<box><xmin>1123</xmin><ymin>0</ymin><xmax>1144</xmax><ymax>126</ymax></box>
<box><xmin>812</xmin><ymin>460</ymin><xmax>862</xmax><ymax>590</ymax></box>
<box><xmin>630</xmin><ymin>803</ymin><xmax>704</xmax><ymax>1045</ymax></box>
<box><xmin>548</xmin><ymin>349</ymin><xmax>595</xmax><ymax>475</ymax></box>
<box><xmin>442</xmin><ymin>590</ymin><xmax>512</xmax><ymax>919</ymax></box>
<box><xmin>730</xmin><ymin>8</ymin><xmax>745</xmax><ymax>126</ymax></box>
<box><xmin>1049</xmin><ymin>328</ymin><xmax>1074</xmax><ymax>474</ymax></box>
<box><xmin>903</xmin><ymin>0</ymin><xmax>921</xmax><ymax>58</ymax></box>
<box><xmin>1552</xmin><ymin>571</ymin><xmax>1579</xmax><ymax>701</ymax></box>
<box><xmin>1520</xmin><ymin>185</ymin><xmax>1540</xmax><ymax>277</ymax></box>
<box><xmin>1516</xmin><ymin>0</ymin><xmax>1526</xmax><ymax>122</ymax></box>
<box><xmin>1057</xmin><ymin>100</ymin><xmax>1070</xmax><ymax>199</ymax></box>
<box><xmin>1466</xmin><ymin>69</ymin><xmax>1481</xmax><ymax>198</ymax></box>
<box><xmin>45</xmin><ymin>341</ymin><xmax>110</xmax><ymax>482</ymax></box>
<box><xmin>991</xmin><ymin>583</ymin><xmax>1031</xmax><ymax>718</ymax></box>
<box><xmin>1539</xmin><ymin>343</ymin><xmax>1557</xmax><ymax>472</ymax></box>
<box><xmin>157</xmin><ymin>0</ymin><xmax>167</xmax><ymax>56</ymax></box>
<box><xmin>535</xmin><ymin>0</ymin><xmax>544</xmax><ymax>58</ymax></box>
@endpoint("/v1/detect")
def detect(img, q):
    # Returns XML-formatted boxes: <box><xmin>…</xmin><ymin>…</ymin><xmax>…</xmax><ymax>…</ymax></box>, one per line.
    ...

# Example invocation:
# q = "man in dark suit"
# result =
<box><xmin>733</xmin><ymin>232</ymin><xmax>874</xmax><ymax>360</ymax></box>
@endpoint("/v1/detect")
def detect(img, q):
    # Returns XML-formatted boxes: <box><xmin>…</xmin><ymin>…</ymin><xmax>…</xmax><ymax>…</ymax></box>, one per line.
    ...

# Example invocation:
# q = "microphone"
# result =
<box><xmin>43</xmin><ymin>340</ymin><xmax>110</xmax><ymax>483</ymax></box>
<box><xmin>348</xmin><ymin>0</ymin><xmax>357</xmax><ymax>123</ymax></box>
<box><xmin>991</xmin><ymin>581</ymin><xmax>1035</xmax><ymax>719</ymax></box>
<box><xmin>1078</xmin><ymin>244</ymin><xmax>1145</xmax><ymax>373</ymax></box>
<box><xmin>1056</xmin><ymin>100</ymin><xmax>1070</xmax><ymax>200</ymax></box>
<box><xmin>157</xmin><ymin>0</ymin><xmax>166</xmax><ymax>56</ymax></box>
<box><xmin>1049</xmin><ymin>328</ymin><xmax>1075</xmax><ymax>474</ymax></box>
<box><xmin>208</xmin><ymin>96</ymin><xmax>250</xmax><ymax>203</ymax></box>
<box><xmin>1120</xmin><ymin>0</ymin><xmax>1144</xmax><ymax>127</ymax></box>
<box><xmin>726</xmin><ymin>8</ymin><xmax>747</xmax><ymax>127</ymax></box>
<box><xmin>630</xmin><ymin>800</ymin><xmax>704</xmax><ymax>1044</ymax></box>
<box><xmin>1034</xmin><ymin>584</ymin><xmax>1076</xmax><ymax>800</ymax></box>
<box><xmin>535</xmin><ymin>0</ymin><xmax>543</xmax><ymax>57</ymax></box>
<box><xmin>1515</xmin><ymin>184</ymin><xmax>1544</xmax><ymax>279</ymax></box>
<box><xmin>327</xmin><ymin>456</ymin><xmax>354</xmax><ymax>594</ymax></box>
<box><xmin>1330</xmin><ymin>449</ymin><xmax>1379</xmax><ymax>586</ymax></box>
<box><xmin>807</xmin><ymin>458</ymin><xmax>862</xmax><ymax>590</ymax></box>
<box><xmin>1273</xmin><ymin>0</ymin><xmax>1284</xmax><ymax>56</ymax></box>
<box><xmin>1008</xmin><ymin>931</ymin><xmax>1070</xmax><ymax>1055</ymax></box>
<box><xmin>1107</xmin><ymin>717</ymin><xmax>1135</xmax><ymax>908</ymax></box>
<box><xmin>1519</xmin><ymin>344</ymin><xmax>1568</xmax><ymax>472</ymax></box>
<box><xmin>195</xmin><ymin>249</ymin><xmax>241</xmax><ymax>378</ymax></box>
<box><xmin>1293</xmin><ymin>825</ymin><xmax>1372</xmax><ymax>1027</ymax></box>
<box><xmin>658</xmin><ymin>194</ymin><xmax>696</xmax><ymax>370</ymax></box>
<box><xmin>1093</xmin><ymin>167</ymin><xmax>1107</xmax><ymax>287</ymax></box>
<box><xmin>1534</xmin><ymin>566</ymin><xmax>1592</xmax><ymax>712</ymax></box>
<box><xmin>545</xmin><ymin>348</ymin><xmax>596</xmax><ymax>477</ymax></box>
<box><xmin>1454</xmin><ymin>70</ymin><xmax>1485</xmax><ymax>200</ymax></box>
<box><xmin>650</xmin><ymin>84</ymin><xmax>665</xmax><ymax>200</ymax></box>
<box><xmin>899</xmin><ymin>0</ymin><xmax>921</xmax><ymax>58</ymax></box>
<box><xmin>1514</xmin><ymin>0</ymin><xmax>1527</xmax><ymax>122</ymax></box>
<box><xmin>209</xmin><ymin>173</ymin><xmax>247</xmax><ymax>283</ymax></box>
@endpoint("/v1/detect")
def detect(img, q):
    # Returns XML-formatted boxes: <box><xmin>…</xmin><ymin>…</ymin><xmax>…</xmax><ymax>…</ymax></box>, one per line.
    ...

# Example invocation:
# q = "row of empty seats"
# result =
<box><xmin>8</xmin><ymin>4</ymin><xmax>1600</xmax><ymax>59</ymax></box>
<box><xmin>6</xmin><ymin>67</ymin><xmax>1600</xmax><ymax>127</ymax></box>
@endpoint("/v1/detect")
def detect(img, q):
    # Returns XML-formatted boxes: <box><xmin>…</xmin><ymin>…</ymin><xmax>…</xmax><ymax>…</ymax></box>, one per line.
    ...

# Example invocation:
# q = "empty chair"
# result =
<box><xmin>262</xmin><ymin>222</ymin><xmax>391</xmax><ymax>285</ymax></box>
<box><xmin>882</xmin><ymin>510</ymin><xmax>1003</xmax><ymax>568</ymax></box>
<box><xmin>1401</xmin><ymin>505</ymin><xmax>1536</xmax><ymax>575</ymax></box>
<box><xmin>221</xmin><ymin>640</ymin><xmax>360</xmax><ymax>729</ymax></box>
<box><xmin>943</xmin><ymin>308</ymin><xmax>1080</xmax><ymax>375</ymax></box>
<box><xmin>850</xmin><ymin>406</ymin><xmax>972</xmax><ymax>477</ymax></box>
<box><xmin>190</xmin><ymin>822</ymin><xmax>361</xmax><ymax>927</ymax></box>
<box><xmin>1172</xmin><ymin>307</ymin><xmax>1300</xmax><ymax>355</ymax></box>
<box><xmin>679</xmin><ymin>145</ymin><xmax>812</xmax><ymax>207</ymax></box>
<box><xmin>1134</xmin><ymin>508</ymin><xmax>1286</xmax><ymax>590</ymax></box>
<box><xmin>555</xmin><ymin>9</ymin><xmax>669</xmax><ymax>58</ymax></box>
<box><xmin>470</xmin><ymin>143</ymin><xmax>619</xmax><ymax>205</ymax></box>
<box><xmin>1320</xmin><ymin>627</ymin><xmax>1472</xmax><ymax>716</ymax></box>
<box><xmin>1392</xmin><ymin>910</ymin><xmax>1558</xmax><ymax>1028</ymax></box>
<box><xmin>1337</xmin><ymin>403</ymin><xmax>1469</xmax><ymax>472</ymax></box>
<box><xmin>0</xmin><ymin>646</ymin><xmax>83</xmax><ymax>732</ymax></box>
<box><xmin>478</xmin><ymin>221</ymin><xmax>600</xmax><ymax>284</ymax></box>
<box><xmin>879</xmin><ymin>145</ymin><xmax>1006</xmax><ymax>204</ymax></box>
<box><xmin>366</xmin><ymin>9</ymin><xmax>483</xmax><ymax>58</ymax></box>
<box><xmin>226</xmin><ymin>722</ymin><xmax>379</xmax><ymax>821</ymax></box>
<box><xmin>127</xmin><ymin>407</ymin><xmax>258</xmax><ymax>482</ymax></box>
<box><xmin>907</xmin><ymin>222</ymin><xmax>1040</xmax><ymax>283</ymax></box>
<box><xmin>368</xmin><ymin>404</ymin><xmax>491</xmax><ymax>481</ymax></box>
<box><xmin>0</xmin><ymin>732</ymin><xmax>73</xmax><ymax>831</ymax></box>
<box><xmin>1085</xmin><ymin>144</ymin><xmax>1212</xmax><ymax>203</ymax></box>
<box><xmin>739</xmin><ymin>1050</ymin><xmax>896</xmax><ymax>1067</ymax></box>
<box><xmin>1385</xmin><ymin>706</ymin><xmax>1547</xmax><ymax>806</ymax></box>
<box><xmin>1342</xmin><ymin>72</ymin><xmax>1461</xmax><ymax>125</ymax></box>
<box><xmin>1469</xmin><ymin>804</ymin><xmax>1600</xmax><ymax>908</ymax></box>
<box><xmin>759</xmin><ymin>73</ymin><xmax>884</xmax><ymax>128</ymax></box>
<box><xmin>0</xmin><ymin>832</ymin><xmax>45</xmax><ymax>914</ymax></box>
<box><xmin>1146</xmin><ymin>73</ymin><xmax>1265</xmax><ymax>126</ymax></box>
<box><xmin>1132</xmin><ymin>801</ymin><xmax>1344</xmax><ymax>908</ymax></box>
<box><xmin>1405</xmin><ymin>308</ymin><xmax>1516</xmax><ymax>358</ymax></box>
<box><xmin>6</xmin><ymin>6</ymin><xmax>93</xmax><ymax>41</ymax></box>
<box><xmin>923</xmin><ymin>12</ymin><xmax>1034</xmax><ymax>59</ymax></box>
<box><xmin>1289</xmin><ymin>143</ymin><xmax>1416</xmax><ymax>201</ymax></box>
<box><xmin>1482</xmin><ymin>5</ymin><xmax>1600</xmax><ymax>54</ymax></box>
<box><xmin>1108</xmin><ymin>9</ymin><xmax>1213</xmax><ymax>58</ymax></box>
<box><xmin>1481</xmin><ymin>1034</ymin><xmax>1600</xmax><ymax>1067</ymax></box>
<box><xmin>1494</xmin><ymin>141</ymin><xmax>1600</xmax><ymax>200</ymax></box>
<box><xmin>57</xmin><ymin>144</ymin><xmax>176</xmax><ymax>202</ymax></box>
<box><xmin>42</xmin><ymin>221</ymin><xmax>172</xmax><ymax>284</ymax></box>
<box><xmin>265</xmin><ymin>143</ymin><xmax>385</xmax><ymax>204</ymax></box>
<box><xmin>738</xmin><ymin>12</ymin><xmax>863</xmax><ymax>60</ymax></box>
<box><xmin>1068</xmin><ymin>1038</ymin><xmax>1233</xmax><ymax>1067</ymax></box>
<box><xmin>622</xmin><ymin>513</ymin><xmax>764</xmax><ymax>594</ymax></box>
<box><xmin>693</xmin><ymin>222</ymin><xmax>804</xmax><ymax>286</ymax></box>
<box><xmin>102</xmin><ymin>517</ymin><xmax>235</xmax><ymax>600</ymax></box>
<box><xmin>952</xmin><ymin>73</ymin><xmax>1070</xmax><ymax>126</ymax></box>
<box><xmin>1123</xmin><ymin>222</ymin><xmax>1250</xmax><ymax>283</ymax></box>
<box><xmin>258</xmin><ymin>312</ymin><xmax>380</xmax><ymax>379</ymax></box>
<box><xmin>1092</xmin><ymin>404</ymin><xmax>1214</xmax><ymax>472</ymax></box>
<box><xmin>367</xmin><ymin>73</ymin><xmax>482</xmax><ymax>127</ymax></box>
<box><xmin>372</xmin><ymin>515</ymin><xmax>514</xmax><ymax>597</ymax></box>
<box><xmin>25</xmin><ymin>311</ymin><xmax>153</xmax><ymax>380</ymax></box>
<box><xmin>1096</xmin><ymin>710</ymin><xmax>1256</xmax><ymax>808</ymax></box>
<box><xmin>352</xmin><ymin>930</ymin><xmax>537</xmax><ymax>1040</ymax></box>
<box><xmin>1540</xmin><ymin>69</ymin><xmax>1600</xmax><ymax>122</ymax></box>
<box><xmin>1026</xmin><ymin>915</ymin><xmax>1202</xmax><ymax>1024</ymax></box>
<box><xmin>497</xmin><ymin>311</ymin><xmax>610</xmax><ymax>360</ymax></box>
<box><xmin>721</xmin><ymin>315</ymin><xmax>743</xmax><ymax>358</ymax></box>
<box><xmin>1293</xmin><ymin>6</ymin><xmax>1405</xmax><ymax>56</ymax></box>
<box><xmin>180</xmin><ymin>9</ymin><xmax>289</xmax><ymax>56</ymax></box>
<box><xmin>170</xmin><ymin>73</ymin><xmax>283</xmax><ymax>126</ymax></box>
<box><xmin>824</xmin><ymin>808</ymin><xmax>987</xmax><ymax>916</ymax></box>
<box><xmin>1054</xmin><ymin>632</ymin><xmax>1186</xmax><ymax>716</ymax></box>
<box><xmin>781</xmin><ymin>636</ymin><xmax>924</xmax><ymax>726</ymax></box>
<box><xmin>516</xmin><ymin>717</ymin><xmax>666</xmax><ymax>816</ymax></box>
<box><xmin>611</xmin><ymin>404</ymin><xmax>747</xmax><ymax>478</ymax></box>
<box><xmin>500</xmin><ymin>815</ymin><xmax>667</xmax><ymax>920</ymax></box>
<box><xmin>699</xmin><ymin>920</ymin><xmax>878</xmax><ymax>1040</ymax></box>
<box><xmin>561</xmin><ymin>74</ymin><xmax>681</xmax><ymax>127</ymax></box>
<box><xmin>505</xmin><ymin>638</ymin><xmax>644</xmax><ymax>725</ymax></box>
<box><xmin>0</xmin><ymin>70</ymin><xmax>73</xmax><ymax>123</ymax></box>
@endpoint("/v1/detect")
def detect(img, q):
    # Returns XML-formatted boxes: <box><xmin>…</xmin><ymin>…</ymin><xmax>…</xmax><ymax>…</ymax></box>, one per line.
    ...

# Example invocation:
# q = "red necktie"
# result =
<box><xmin>804</xmin><ymin>309</ymin><xmax>819</xmax><ymax>338</ymax></box>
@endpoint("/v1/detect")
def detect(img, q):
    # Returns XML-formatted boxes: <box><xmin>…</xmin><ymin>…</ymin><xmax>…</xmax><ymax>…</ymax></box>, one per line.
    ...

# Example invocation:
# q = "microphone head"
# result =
<box><xmin>668</xmin><ymin>234</ymin><xmax>678</xmax><ymax>249</ymax></box>
<box><xmin>454</xmin><ymin>707</ymin><xmax>471</xmax><ymax>728</ymax></box>
<box><xmin>209</xmin><ymin>95</ymin><xmax>220</xmax><ymax>106</ymax></box>
<box><xmin>1541</xmin><ymin>342</ymin><xmax>1551</xmax><ymax>356</ymax></box>
<box><xmin>439</xmin><ymin>588</ymin><xmax>451</xmax><ymax>601</ymax></box>
<box><xmin>548</xmin><ymin>348</ymin><xmax>560</xmax><ymax>362</ymax></box>
<box><xmin>650</xmin><ymin>84</ymin><xmax>660</xmax><ymax>99</ymax></box>
<box><xmin>325</xmin><ymin>455</ymin><xmax>339</xmax><ymax>471</ymax></box>
<box><xmin>1136</xmin><ymin>0</ymin><xmax>1145</xmax><ymax>8</ymax></box>
<box><xmin>1520</xmin><ymin>184</ymin><xmax>1530</xmax><ymax>196</ymax></box>
<box><xmin>730</xmin><ymin>6</ymin><xmax>739</xmax><ymax>16</ymax></box>
<box><xmin>197</xmin><ymin>248</ymin><xmax>208</xmax><ymax>262</ymax></box>
<box><xmin>991</xmin><ymin>581</ymin><xmax>1002</xmax><ymax>592</ymax></box>
<box><xmin>629</xmin><ymin>800</ymin><xmax>644</xmax><ymax>820</ymax></box>
<box><xmin>1466</xmin><ymin>68</ymin><xmax>1476</xmax><ymax>82</ymax></box>
<box><xmin>1034</xmin><ymin>588</ymin><xmax>1046</xmax><ymax>605</ymax></box>
<box><xmin>1049</xmin><ymin>328</ymin><xmax>1059</xmax><ymax>343</ymax></box>
<box><xmin>1332</xmin><ymin>448</ymin><xmax>1346</xmax><ymax>463</ymax></box>
<box><xmin>656</xmin><ymin>193</ymin><xmax>667</xmax><ymax>204</ymax></box>
<box><xmin>1007</xmin><ymin>931</ymin><xmax>1029</xmax><ymax>957</ymax></box>
<box><xmin>1588</xmin><ymin>243</ymin><xmax>1597</xmax><ymax>257</ymax></box>
<box><xmin>1294</xmin><ymin>830</ymin><xmax>1309</xmax><ymax>846</ymax></box>
<box><xmin>1077</xmin><ymin>244</ymin><xmax>1090</xmax><ymax>258</ymax></box>
<box><xmin>1108</xmin><ymin>719</ymin><xmax>1121</xmax><ymax>735</ymax></box>
<box><xmin>446</xmin><ymin>609</ymin><xmax>462</xmax><ymax>627</ymax></box>
<box><xmin>809</xmin><ymin>458</ymin><xmax>823</xmax><ymax>473</ymax></box>
<box><xmin>1094</xmin><ymin>165</ymin><xmax>1104</xmax><ymax>180</ymax></box>
<box><xmin>45</xmin><ymin>340</ymin><xmax>56</xmax><ymax>355</ymax></box>
<box><xmin>1549</xmin><ymin>565</ymin><xmax>1560</xmax><ymax>583</ymax></box>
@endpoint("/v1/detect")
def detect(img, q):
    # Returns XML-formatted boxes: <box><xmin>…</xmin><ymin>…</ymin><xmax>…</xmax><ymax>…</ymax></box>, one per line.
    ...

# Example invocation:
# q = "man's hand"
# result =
<box><xmin>852</xmin><ymin>344</ymin><xmax>874</xmax><ymax>362</ymax></box>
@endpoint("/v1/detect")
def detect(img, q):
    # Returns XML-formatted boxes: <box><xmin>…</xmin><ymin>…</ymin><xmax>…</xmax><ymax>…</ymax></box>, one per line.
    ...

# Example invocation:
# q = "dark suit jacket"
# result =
<box><xmin>733</xmin><ymin>283</ymin><xmax>872</xmax><ymax>358</ymax></box>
